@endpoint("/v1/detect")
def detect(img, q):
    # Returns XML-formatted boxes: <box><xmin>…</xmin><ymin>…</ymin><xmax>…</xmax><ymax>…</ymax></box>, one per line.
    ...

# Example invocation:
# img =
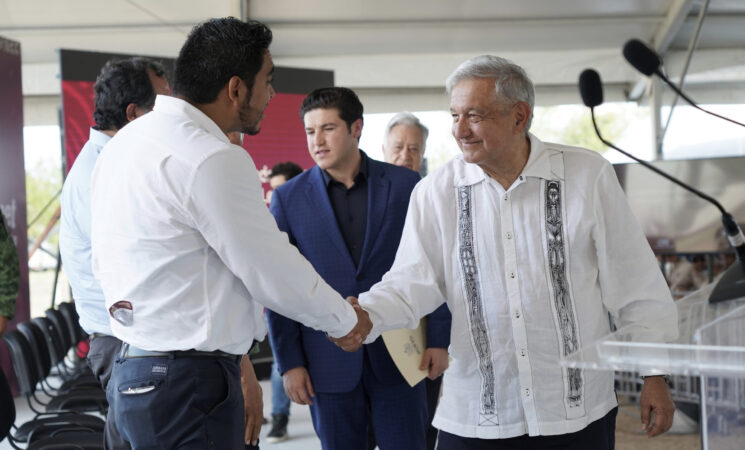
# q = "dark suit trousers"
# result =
<box><xmin>309</xmin><ymin>350</ymin><xmax>428</xmax><ymax>450</ymax></box>
<box><xmin>110</xmin><ymin>355</ymin><xmax>244</xmax><ymax>449</ymax></box>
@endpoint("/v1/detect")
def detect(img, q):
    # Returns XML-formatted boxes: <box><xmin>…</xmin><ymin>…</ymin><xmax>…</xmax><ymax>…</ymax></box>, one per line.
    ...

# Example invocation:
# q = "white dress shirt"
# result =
<box><xmin>90</xmin><ymin>95</ymin><xmax>358</xmax><ymax>355</ymax></box>
<box><xmin>359</xmin><ymin>134</ymin><xmax>678</xmax><ymax>439</ymax></box>
<box><xmin>60</xmin><ymin>128</ymin><xmax>112</xmax><ymax>335</ymax></box>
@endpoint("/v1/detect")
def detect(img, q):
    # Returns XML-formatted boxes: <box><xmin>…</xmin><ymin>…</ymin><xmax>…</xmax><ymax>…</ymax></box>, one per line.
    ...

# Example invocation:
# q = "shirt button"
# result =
<box><xmin>514</xmin><ymin>310</ymin><xmax>521</xmax><ymax>319</ymax></box>
<box><xmin>524</xmin><ymin>388</ymin><xmax>531</xmax><ymax>397</ymax></box>
<box><xmin>503</xmin><ymin>195</ymin><xmax>509</xmax><ymax>201</ymax></box>
<box><xmin>520</xmin><ymin>349</ymin><xmax>527</xmax><ymax>357</ymax></box>
<box><xmin>519</xmin><ymin>176</ymin><xmax>524</xmax><ymax>181</ymax></box>
<box><xmin>509</xmin><ymin>271</ymin><xmax>515</xmax><ymax>279</ymax></box>
<box><xmin>506</xmin><ymin>232</ymin><xmax>513</xmax><ymax>239</ymax></box>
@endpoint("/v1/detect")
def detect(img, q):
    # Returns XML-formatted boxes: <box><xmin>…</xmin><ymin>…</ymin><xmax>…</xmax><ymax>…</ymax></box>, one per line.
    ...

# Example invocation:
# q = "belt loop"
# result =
<box><xmin>119</xmin><ymin>343</ymin><xmax>130</xmax><ymax>359</ymax></box>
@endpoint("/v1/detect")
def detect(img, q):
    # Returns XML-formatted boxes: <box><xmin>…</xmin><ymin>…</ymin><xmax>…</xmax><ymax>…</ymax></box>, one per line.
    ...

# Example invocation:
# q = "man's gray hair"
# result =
<box><xmin>445</xmin><ymin>55</ymin><xmax>535</xmax><ymax>130</ymax></box>
<box><xmin>384</xmin><ymin>112</ymin><xmax>429</xmax><ymax>145</ymax></box>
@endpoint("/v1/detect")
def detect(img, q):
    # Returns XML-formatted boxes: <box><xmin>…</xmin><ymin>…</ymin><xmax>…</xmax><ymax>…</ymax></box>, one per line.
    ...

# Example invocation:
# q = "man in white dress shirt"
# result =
<box><xmin>90</xmin><ymin>18</ymin><xmax>369</xmax><ymax>449</ymax></box>
<box><xmin>337</xmin><ymin>55</ymin><xmax>678</xmax><ymax>449</ymax></box>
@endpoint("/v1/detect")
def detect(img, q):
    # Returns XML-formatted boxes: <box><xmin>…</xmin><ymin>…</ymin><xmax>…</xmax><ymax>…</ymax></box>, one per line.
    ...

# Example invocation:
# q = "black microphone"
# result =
<box><xmin>623</xmin><ymin>39</ymin><xmax>745</xmax><ymax>129</ymax></box>
<box><xmin>578</xmin><ymin>69</ymin><xmax>745</xmax><ymax>303</ymax></box>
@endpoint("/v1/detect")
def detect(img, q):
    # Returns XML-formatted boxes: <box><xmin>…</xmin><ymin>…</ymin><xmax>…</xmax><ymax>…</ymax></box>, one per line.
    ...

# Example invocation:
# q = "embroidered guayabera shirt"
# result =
<box><xmin>359</xmin><ymin>133</ymin><xmax>678</xmax><ymax>439</ymax></box>
<box><xmin>90</xmin><ymin>95</ymin><xmax>358</xmax><ymax>355</ymax></box>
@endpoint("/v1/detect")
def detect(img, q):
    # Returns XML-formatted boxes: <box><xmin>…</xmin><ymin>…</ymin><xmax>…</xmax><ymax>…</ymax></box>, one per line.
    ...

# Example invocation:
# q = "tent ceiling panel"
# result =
<box><xmin>1</xmin><ymin>0</ymin><xmax>743</xmax><ymax>106</ymax></box>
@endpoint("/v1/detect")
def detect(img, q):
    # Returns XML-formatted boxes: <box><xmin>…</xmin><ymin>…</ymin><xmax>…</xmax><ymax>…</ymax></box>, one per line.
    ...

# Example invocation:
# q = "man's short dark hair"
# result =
<box><xmin>93</xmin><ymin>57</ymin><xmax>167</xmax><ymax>131</ymax></box>
<box><xmin>269</xmin><ymin>161</ymin><xmax>303</xmax><ymax>180</ymax></box>
<box><xmin>173</xmin><ymin>17</ymin><xmax>272</xmax><ymax>104</ymax></box>
<box><xmin>299</xmin><ymin>87</ymin><xmax>363</xmax><ymax>130</ymax></box>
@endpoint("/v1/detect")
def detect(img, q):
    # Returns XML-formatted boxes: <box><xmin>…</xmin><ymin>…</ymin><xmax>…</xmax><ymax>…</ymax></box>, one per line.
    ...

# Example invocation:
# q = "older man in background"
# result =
<box><xmin>382</xmin><ymin>111</ymin><xmax>451</xmax><ymax>450</ymax></box>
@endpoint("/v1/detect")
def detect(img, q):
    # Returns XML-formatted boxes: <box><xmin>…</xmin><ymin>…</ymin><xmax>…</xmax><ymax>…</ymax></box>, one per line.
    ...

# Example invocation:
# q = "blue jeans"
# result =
<box><xmin>110</xmin><ymin>354</ymin><xmax>245</xmax><ymax>449</ymax></box>
<box><xmin>271</xmin><ymin>360</ymin><xmax>290</xmax><ymax>416</ymax></box>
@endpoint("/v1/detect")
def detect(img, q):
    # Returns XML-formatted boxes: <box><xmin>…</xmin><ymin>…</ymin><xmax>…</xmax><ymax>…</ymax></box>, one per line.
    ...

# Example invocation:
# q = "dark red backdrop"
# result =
<box><xmin>60</xmin><ymin>50</ymin><xmax>332</xmax><ymax>199</ymax></box>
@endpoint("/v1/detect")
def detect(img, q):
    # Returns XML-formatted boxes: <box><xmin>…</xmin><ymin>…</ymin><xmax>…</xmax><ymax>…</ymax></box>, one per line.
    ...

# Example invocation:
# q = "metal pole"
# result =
<box><xmin>652</xmin><ymin>77</ymin><xmax>664</xmax><ymax>160</ymax></box>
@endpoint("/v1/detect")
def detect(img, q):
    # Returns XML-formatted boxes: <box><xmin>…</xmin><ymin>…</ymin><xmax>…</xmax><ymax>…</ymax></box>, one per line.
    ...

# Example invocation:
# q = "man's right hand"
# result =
<box><xmin>283</xmin><ymin>366</ymin><xmax>315</xmax><ymax>405</ymax></box>
<box><xmin>329</xmin><ymin>296</ymin><xmax>372</xmax><ymax>352</ymax></box>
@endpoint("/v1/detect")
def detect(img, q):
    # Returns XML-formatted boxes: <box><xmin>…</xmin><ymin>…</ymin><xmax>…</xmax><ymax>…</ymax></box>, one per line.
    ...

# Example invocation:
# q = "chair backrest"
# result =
<box><xmin>32</xmin><ymin>317</ymin><xmax>66</xmax><ymax>367</ymax></box>
<box><xmin>24</xmin><ymin>321</ymin><xmax>55</xmax><ymax>378</ymax></box>
<box><xmin>16</xmin><ymin>322</ymin><xmax>50</xmax><ymax>382</ymax></box>
<box><xmin>45</xmin><ymin>308</ymin><xmax>72</xmax><ymax>352</ymax></box>
<box><xmin>0</xmin><ymin>366</ymin><xmax>15</xmax><ymax>441</ymax></box>
<box><xmin>2</xmin><ymin>330</ymin><xmax>40</xmax><ymax>397</ymax></box>
<box><xmin>58</xmin><ymin>302</ymin><xmax>85</xmax><ymax>344</ymax></box>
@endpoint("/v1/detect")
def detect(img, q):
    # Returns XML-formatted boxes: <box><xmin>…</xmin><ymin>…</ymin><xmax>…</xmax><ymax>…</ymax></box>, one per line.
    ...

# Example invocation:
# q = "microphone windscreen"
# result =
<box><xmin>578</xmin><ymin>69</ymin><xmax>603</xmax><ymax>107</ymax></box>
<box><xmin>623</xmin><ymin>39</ymin><xmax>661</xmax><ymax>76</ymax></box>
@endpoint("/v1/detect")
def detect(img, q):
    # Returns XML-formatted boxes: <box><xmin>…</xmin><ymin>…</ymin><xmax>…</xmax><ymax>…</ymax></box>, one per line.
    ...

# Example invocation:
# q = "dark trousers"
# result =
<box><xmin>109</xmin><ymin>354</ymin><xmax>245</xmax><ymax>449</ymax></box>
<box><xmin>309</xmin><ymin>355</ymin><xmax>428</xmax><ymax>450</ymax></box>
<box><xmin>436</xmin><ymin>407</ymin><xmax>617</xmax><ymax>450</ymax></box>
<box><xmin>426</xmin><ymin>376</ymin><xmax>443</xmax><ymax>450</ymax></box>
<box><xmin>87</xmin><ymin>334</ymin><xmax>130</xmax><ymax>450</ymax></box>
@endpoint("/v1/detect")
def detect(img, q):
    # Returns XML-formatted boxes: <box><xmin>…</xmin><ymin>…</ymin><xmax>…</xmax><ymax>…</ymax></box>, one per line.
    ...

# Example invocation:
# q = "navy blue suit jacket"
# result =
<box><xmin>266</xmin><ymin>155</ymin><xmax>451</xmax><ymax>393</ymax></box>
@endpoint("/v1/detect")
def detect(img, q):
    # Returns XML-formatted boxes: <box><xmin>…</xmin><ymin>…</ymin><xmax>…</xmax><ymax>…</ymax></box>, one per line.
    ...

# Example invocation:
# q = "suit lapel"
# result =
<box><xmin>306</xmin><ymin>167</ymin><xmax>357</xmax><ymax>267</ymax></box>
<box><xmin>357</xmin><ymin>159</ymin><xmax>390</xmax><ymax>275</ymax></box>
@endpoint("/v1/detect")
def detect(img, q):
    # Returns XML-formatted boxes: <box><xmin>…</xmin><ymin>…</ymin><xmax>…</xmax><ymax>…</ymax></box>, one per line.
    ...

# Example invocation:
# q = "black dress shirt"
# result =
<box><xmin>321</xmin><ymin>152</ymin><xmax>369</xmax><ymax>268</ymax></box>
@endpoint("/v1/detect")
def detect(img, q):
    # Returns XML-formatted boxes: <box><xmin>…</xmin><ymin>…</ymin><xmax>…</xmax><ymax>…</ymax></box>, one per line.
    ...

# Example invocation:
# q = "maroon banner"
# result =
<box><xmin>60</xmin><ymin>49</ymin><xmax>176</xmax><ymax>173</ymax></box>
<box><xmin>61</xmin><ymin>80</ymin><xmax>96</xmax><ymax>171</ymax></box>
<box><xmin>243</xmin><ymin>92</ymin><xmax>316</xmax><ymax>202</ymax></box>
<box><xmin>0</xmin><ymin>35</ymin><xmax>31</xmax><ymax>394</ymax></box>
<box><xmin>60</xmin><ymin>50</ymin><xmax>333</xmax><ymax>200</ymax></box>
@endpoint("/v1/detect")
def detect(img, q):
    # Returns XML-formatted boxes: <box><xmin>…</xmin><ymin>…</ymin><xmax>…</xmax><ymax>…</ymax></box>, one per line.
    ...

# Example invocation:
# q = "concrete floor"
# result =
<box><xmin>2</xmin><ymin>383</ymin><xmax>704</xmax><ymax>450</ymax></box>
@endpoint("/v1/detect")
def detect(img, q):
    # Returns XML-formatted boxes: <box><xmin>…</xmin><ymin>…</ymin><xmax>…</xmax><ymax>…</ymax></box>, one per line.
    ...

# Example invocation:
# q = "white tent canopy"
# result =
<box><xmin>2</xmin><ymin>0</ymin><xmax>744</xmax><ymax>123</ymax></box>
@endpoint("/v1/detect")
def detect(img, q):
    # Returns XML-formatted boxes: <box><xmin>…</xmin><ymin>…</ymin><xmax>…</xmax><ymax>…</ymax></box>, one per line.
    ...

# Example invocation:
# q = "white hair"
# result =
<box><xmin>384</xmin><ymin>112</ymin><xmax>429</xmax><ymax>146</ymax></box>
<box><xmin>445</xmin><ymin>55</ymin><xmax>535</xmax><ymax>130</ymax></box>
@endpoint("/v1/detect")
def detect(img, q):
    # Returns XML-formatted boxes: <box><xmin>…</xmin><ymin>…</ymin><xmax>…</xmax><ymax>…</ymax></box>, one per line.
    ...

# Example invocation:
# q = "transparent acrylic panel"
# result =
<box><xmin>562</xmin><ymin>283</ymin><xmax>745</xmax><ymax>449</ymax></box>
<box><xmin>563</xmin><ymin>284</ymin><xmax>745</xmax><ymax>377</ymax></box>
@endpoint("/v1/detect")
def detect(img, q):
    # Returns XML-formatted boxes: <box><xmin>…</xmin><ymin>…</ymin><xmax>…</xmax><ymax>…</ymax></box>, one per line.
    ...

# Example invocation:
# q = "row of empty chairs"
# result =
<box><xmin>1</xmin><ymin>302</ymin><xmax>107</xmax><ymax>449</ymax></box>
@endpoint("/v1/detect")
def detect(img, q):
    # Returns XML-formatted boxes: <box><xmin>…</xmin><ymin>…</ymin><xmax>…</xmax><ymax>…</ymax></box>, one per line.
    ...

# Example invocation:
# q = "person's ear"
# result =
<box><xmin>125</xmin><ymin>103</ymin><xmax>139</xmax><ymax>123</ymax></box>
<box><xmin>350</xmin><ymin>118</ymin><xmax>363</xmax><ymax>139</ymax></box>
<box><xmin>513</xmin><ymin>101</ymin><xmax>531</xmax><ymax>133</ymax></box>
<box><xmin>227</xmin><ymin>76</ymin><xmax>243</xmax><ymax>107</ymax></box>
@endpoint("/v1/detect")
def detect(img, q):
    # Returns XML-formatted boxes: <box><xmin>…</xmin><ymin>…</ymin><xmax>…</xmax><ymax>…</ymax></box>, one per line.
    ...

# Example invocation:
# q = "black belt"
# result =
<box><xmin>88</xmin><ymin>332</ymin><xmax>108</xmax><ymax>340</ymax></box>
<box><xmin>120</xmin><ymin>343</ymin><xmax>243</xmax><ymax>364</ymax></box>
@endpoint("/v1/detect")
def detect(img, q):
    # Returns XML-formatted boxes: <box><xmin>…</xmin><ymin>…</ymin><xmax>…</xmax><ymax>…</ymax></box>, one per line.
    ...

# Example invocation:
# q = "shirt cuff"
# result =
<box><xmin>325</xmin><ymin>300</ymin><xmax>359</xmax><ymax>339</ymax></box>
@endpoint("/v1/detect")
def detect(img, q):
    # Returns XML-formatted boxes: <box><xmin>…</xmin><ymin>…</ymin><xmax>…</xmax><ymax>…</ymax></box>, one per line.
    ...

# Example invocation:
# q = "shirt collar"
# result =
<box><xmin>152</xmin><ymin>95</ymin><xmax>231</xmax><ymax>145</ymax></box>
<box><xmin>455</xmin><ymin>133</ymin><xmax>563</xmax><ymax>187</ymax></box>
<box><xmin>321</xmin><ymin>150</ymin><xmax>369</xmax><ymax>187</ymax></box>
<box><xmin>88</xmin><ymin>128</ymin><xmax>112</xmax><ymax>153</ymax></box>
<box><xmin>521</xmin><ymin>133</ymin><xmax>557</xmax><ymax>180</ymax></box>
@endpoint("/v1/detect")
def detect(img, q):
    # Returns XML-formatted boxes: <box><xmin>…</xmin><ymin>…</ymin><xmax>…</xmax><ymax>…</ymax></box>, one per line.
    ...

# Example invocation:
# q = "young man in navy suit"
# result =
<box><xmin>266</xmin><ymin>87</ymin><xmax>450</xmax><ymax>450</ymax></box>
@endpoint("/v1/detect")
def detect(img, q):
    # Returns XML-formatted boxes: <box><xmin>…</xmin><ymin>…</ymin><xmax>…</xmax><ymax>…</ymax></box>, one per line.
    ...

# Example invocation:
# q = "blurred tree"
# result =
<box><xmin>25</xmin><ymin>159</ymin><xmax>61</xmax><ymax>247</ymax></box>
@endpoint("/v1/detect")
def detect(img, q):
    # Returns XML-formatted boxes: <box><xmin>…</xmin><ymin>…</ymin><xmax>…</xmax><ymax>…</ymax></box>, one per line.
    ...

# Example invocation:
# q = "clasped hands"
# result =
<box><xmin>329</xmin><ymin>296</ymin><xmax>372</xmax><ymax>352</ymax></box>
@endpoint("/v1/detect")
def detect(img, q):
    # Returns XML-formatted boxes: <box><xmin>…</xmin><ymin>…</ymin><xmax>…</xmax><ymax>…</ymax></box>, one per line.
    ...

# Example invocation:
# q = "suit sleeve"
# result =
<box><xmin>265</xmin><ymin>188</ymin><xmax>309</xmax><ymax>374</ymax></box>
<box><xmin>425</xmin><ymin>304</ymin><xmax>451</xmax><ymax>349</ymax></box>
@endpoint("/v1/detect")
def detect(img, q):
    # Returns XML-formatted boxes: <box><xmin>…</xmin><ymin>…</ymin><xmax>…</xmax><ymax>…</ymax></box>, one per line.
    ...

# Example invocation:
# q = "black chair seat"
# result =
<box><xmin>15</xmin><ymin>413</ymin><xmax>104</xmax><ymax>441</ymax></box>
<box><xmin>27</xmin><ymin>429</ymin><xmax>105</xmax><ymax>449</ymax></box>
<box><xmin>45</xmin><ymin>389</ymin><xmax>108</xmax><ymax>414</ymax></box>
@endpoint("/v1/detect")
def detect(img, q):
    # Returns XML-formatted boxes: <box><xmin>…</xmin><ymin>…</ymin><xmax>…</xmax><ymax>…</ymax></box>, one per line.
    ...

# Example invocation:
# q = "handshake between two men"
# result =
<box><xmin>330</xmin><ymin>296</ymin><xmax>373</xmax><ymax>352</ymax></box>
